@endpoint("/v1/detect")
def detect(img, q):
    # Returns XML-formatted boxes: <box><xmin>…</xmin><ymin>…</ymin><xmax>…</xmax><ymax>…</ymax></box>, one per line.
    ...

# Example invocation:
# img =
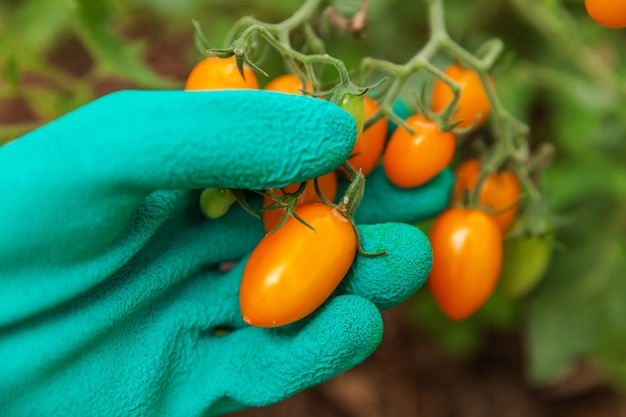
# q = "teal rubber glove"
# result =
<box><xmin>0</xmin><ymin>90</ymin><xmax>452</xmax><ymax>417</ymax></box>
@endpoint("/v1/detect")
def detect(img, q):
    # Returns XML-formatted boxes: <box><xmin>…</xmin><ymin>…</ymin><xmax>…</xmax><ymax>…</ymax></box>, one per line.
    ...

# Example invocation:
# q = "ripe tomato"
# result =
<box><xmin>453</xmin><ymin>158</ymin><xmax>522</xmax><ymax>232</ymax></box>
<box><xmin>383</xmin><ymin>114</ymin><xmax>456</xmax><ymax>188</ymax></box>
<box><xmin>585</xmin><ymin>0</ymin><xmax>626</xmax><ymax>28</ymax></box>
<box><xmin>184</xmin><ymin>56</ymin><xmax>259</xmax><ymax>90</ymax></box>
<box><xmin>431</xmin><ymin>65</ymin><xmax>492</xmax><ymax>131</ymax></box>
<box><xmin>240</xmin><ymin>203</ymin><xmax>357</xmax><ymax>327</ymax></box>
<box><xmin>428</xmin><ymin>207</ymin><xmax>503</xmax><ymax>320</ymax></box>
<box><xmin>348</xmin><ymin>96</ymin><xmax>388</xmax><ymax>176</ymax></box>
<box><xmin>262</xmin><ymin>171</ymin><xmax>338</xmax><ymax>233</ymax></box>
<box><xmin>338</xmin><ymin>93</ymin><xmax>365</xmax><ymax>138</ymax></box>
<box><xmin>264</xmin><ymin>73</ymin><xmax>312</xmax><ymax>95</ymax></box>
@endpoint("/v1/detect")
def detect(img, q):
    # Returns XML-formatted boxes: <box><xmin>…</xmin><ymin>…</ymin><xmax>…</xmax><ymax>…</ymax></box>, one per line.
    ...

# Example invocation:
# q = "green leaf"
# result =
<box><xmin>71</xmin><ymin>0</ymin><xmax>177</xmax><ymax>89</ymax></box>
<box><xmin>192</xmin><ymin>19</ymin><xmax>211</xmax><ymax>54</ymax></box>
<box><xmin>526</xmin><ymin>195</ymin><xmax>626</xmax><ymax>385</ymax></box>
<box><xmin>0</xmin><ymin>0</ymin><xmax>73</xmax><ymax>59</ymax></box>
<box><xmin>595</xmin><ymin>244</ymin><xmax>626</xmax><ymax>390</ymax></box>
<box><xmin>3</xmin><ymin>56</ymin><xmax>20</xmax><ymax>88</ymax></box>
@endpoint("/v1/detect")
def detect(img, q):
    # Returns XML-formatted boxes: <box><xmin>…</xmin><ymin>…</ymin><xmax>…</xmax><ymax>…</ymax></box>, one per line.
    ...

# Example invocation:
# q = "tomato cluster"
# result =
<box><xmin>185</xmin><ymin>56</ymin><xmax>532</xmax><ymax>325</ymax></box>
<box><xmin>183</xmin><ymin>58</ymin><xmax>378</xmax><ymax>327</ymax></box>
<box><xmin>382</xmin><ymin>65</ymin><xmax>492</xmax><ymax>190</ymax></box>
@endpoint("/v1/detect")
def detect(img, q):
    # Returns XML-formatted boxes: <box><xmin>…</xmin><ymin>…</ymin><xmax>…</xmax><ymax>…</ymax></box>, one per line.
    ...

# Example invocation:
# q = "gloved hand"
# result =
<box><xmin>0</xmin><ymin>90</ymin><xmax>452</xmax><ymax>417</ymax></box>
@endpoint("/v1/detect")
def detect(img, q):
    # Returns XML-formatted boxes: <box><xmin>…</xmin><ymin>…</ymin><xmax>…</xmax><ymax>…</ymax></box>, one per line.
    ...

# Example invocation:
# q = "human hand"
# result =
<box><xmin>0</xmin><ymin>90</ymin><xmax>452</xmax><ymax>416</ymax></box>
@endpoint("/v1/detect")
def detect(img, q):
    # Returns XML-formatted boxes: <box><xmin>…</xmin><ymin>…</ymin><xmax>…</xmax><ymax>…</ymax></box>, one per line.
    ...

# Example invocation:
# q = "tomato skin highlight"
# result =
<box><xmin>264</xmin><ymin>73</ymin><xmax>312</xmax><ymax>95</ymax></box>
<box><xmin>349</xmin><ymin>96</ymin><xmax>388</xmax><ymax>176</ymax></box>
<box><xmin>240</xmin><ymin>203</ymin><xmax>357</xmax><ymax>328</ymax></box>
<box><xmin>184</xmin><ymin>56</ymin><xmax>259</xmax><ymax>90</ymax></box>
<box><xmin>428</xmin><ymin>207</ymin><xmax>503</xmax><ymax>320</ymax></box>
<box><xmin>453</xmin><ymin>158</ymin><xmax>522</xmax><ymax>232</ymax></box>
<box><xmin>262</xmin><ymin>171</ymin><xmax>338</xmax><ymax>233</ymax></box>
<box><xmin>431</xmin><ymin>65</ymin><xmax>492</xmax><ymax>131</ymax></box>
<box><xmin>383</xmin><ymin>114</ymin><xmax>456</xmax><ymax>188</ymax></box>
<box><xmin>585</xmin><ymin>0</ymin><xmax>626</xmax><ymax>28</ymax></box>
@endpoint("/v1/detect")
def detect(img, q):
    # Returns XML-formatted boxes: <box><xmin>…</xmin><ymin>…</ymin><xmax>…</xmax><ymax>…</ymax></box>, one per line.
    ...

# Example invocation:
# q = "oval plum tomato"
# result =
<box><xmin>453</xmin><ymin>158</ymin><xmax>522</xmax><ymax>232</ymax></box>
<box><xmin>383</xmin><ymin>114</ymin><xmax>456</xmax><ymax>188</ymax></box>
<box><xmin>499</xmin><ymin>235</ymin><xmax>552</xmax><ymax>298</ymax></box>
<box><xmin>338</xmin><ymin>93</ymin><xmax>365</xmax><ymax>138</ymax></box>
<box><xmin>240</xmin><ymin>203</ymin><xmax>357</xmax><ymax>327</ymax></box>
<box><xmin>428</xmin><ymin>207</ymin><xmax>503</xmax><ymax>320</ymax></box>
<box><xmin>262</xmin><ymin>171</ymin><xmax>338</xmax><ymax>233</ymax></box>
<box><xmin>184</xmin><ymin>56</ymin><xmax>259</xmax><ymax>90</ymax></box>
<box><xmin>585</xmin><ymin>0</ymin><xmax>626</xmax><ymax>28</ymax></box>
<box><xmin>264</xmin><ymin>73</ymin><xmax>312</xmax><ymax>95</ymax></box>
<box><xmin>431</xmin><ymin>65</ymin><xmax>492</xmax><ymax>131</ymax></box>
<box><xmin>348</xmin><ymin>96</ymin><xmax>388</xmax><ymax>176</ymax></box>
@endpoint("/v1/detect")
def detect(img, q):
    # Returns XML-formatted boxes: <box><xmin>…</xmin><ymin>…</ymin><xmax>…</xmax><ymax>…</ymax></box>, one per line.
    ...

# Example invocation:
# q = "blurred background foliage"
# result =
<box><xmin>1</xmin><ymin>0</ymin><xmax>626</xmax><ymax>392</ymax></box>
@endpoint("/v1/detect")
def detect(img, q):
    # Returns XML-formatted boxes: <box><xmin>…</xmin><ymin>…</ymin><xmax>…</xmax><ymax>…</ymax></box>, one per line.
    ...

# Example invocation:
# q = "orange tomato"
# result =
<box><xmin>431</xmin><ymin>64</ymin><xmax>492</xmax><ymax>131</ymax></box>
<box><xmin>348</xmin><ymin>96</ymin><xmax>388</xmax><ymax>176</ymax></box>
<box><xmin>240</xmin><ymin>203</ymin><xmax>357</xmax><ymax>327</ymax></box>
<box><xmin>585</xmin><ymin>0</ymin><xmax>626</xmax><ymax>28</ymax></box>
<box><xmin>383</xmin><ymin>114</ymin><xmax>456</xmax><ymax>188</ymax></box>
<box><xmin>184</xmin><ymin>56</ymin><xmax>259</xmax><ymax>90</ymax></box>
<box><xmin>428</xmin><ymin>207</ymin><xmax>503</xmax><ymax>320</ymax></box>
<box><xmin>264</xmin><ymin>73</ymin><xmax>312</xmax><ymax>94</ymax></box>
<box><xmin>453</xmin><ymin>158</ymin><xmax>522</xmax><ymax>232</ymax></box>
<box><xmin>262</xmin><ymin>172</ymin><xmax>338</xmax><ymax>233</ymax></box>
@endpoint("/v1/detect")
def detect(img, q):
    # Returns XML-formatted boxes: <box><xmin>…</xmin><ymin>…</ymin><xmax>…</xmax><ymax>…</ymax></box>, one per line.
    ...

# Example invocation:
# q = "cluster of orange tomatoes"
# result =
<box><xmin>185</xmin><ymin>55</ymin><xmax>523</xmax><ymax>326</ymax></box>
<box><xmin>407</xmin><ymin>65</ymin><xmax>522</xmax><ymax>321</ymax></box>
<box><xmin>186</xmin><ymin>57</ymin><xmax>363</xmax><ymax>327</ymax></box>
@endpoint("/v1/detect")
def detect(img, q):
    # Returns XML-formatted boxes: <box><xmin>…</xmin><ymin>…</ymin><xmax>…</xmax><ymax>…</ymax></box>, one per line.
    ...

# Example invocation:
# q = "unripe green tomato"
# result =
<box><xmin>338</xmin><ymin>94</ymin><xmax>365</xmax><ymax>138</ymax></box>
<box><xmin>199</xmin><ymin>188</ymin><xmax>236</xmax><ymax>219</ymax></box>
<box><xmin>498</xmin><ymin>236</ymin><xmax>552</xmax><ymax>298</ymax></box>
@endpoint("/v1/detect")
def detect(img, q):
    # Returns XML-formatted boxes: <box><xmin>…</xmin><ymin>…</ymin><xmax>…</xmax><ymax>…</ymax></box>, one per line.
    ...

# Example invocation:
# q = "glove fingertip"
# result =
<box><xmin>342</xmin><ymin>223</ymin><xmax>433</xmax><ymax>310</ymax></box>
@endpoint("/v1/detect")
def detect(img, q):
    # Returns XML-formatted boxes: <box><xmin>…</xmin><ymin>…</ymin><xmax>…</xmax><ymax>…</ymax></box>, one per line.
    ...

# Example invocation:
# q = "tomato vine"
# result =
<box><xmin>191</xmin><ymin>0</ymin><xmax>554</xmax><ymax>242</ymax></box>
<box><xmin>188</xmin><ymin>0</ymin><xmax>557</xmax><ymax>323</ymax></box>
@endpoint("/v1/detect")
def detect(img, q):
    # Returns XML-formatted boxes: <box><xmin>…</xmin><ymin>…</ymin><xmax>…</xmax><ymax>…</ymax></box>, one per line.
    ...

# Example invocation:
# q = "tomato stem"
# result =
<box><xmin>337</xmin><ymin>166</ymin><xmax>365</xmax><ymax>220</ymax></box>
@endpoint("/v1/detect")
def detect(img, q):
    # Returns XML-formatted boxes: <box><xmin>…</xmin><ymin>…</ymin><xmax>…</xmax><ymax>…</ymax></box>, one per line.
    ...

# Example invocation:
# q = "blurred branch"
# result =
<box><xmin>507</xmin><ymin>0</ymin><xmax>626</xmax><ymax>99</ymax></box>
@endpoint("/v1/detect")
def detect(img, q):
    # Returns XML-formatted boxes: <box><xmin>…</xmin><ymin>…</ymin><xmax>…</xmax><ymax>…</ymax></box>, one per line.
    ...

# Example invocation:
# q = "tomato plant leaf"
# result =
<box><xmin>3</xmin><ymin>56</ymin><xmax>20</xmax><ymax>89</ymax></box>
<box><xmin>71</xmin><ymin>0</ymin><xmax>176</xmax><ymax>89</ymax></box>
<box><xmin>192</xmin><ymin>19</ymin><xmax>211</xmax><ymax>54</ymax></box>
<box><xmin>526</xmin><ymin>195</ymin><xmax>626</xmax><ymax>385</ymax></box>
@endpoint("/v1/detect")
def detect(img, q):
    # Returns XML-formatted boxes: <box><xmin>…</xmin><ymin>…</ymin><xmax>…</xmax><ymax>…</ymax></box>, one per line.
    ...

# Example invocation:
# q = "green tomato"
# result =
<box><xmin>199</xmin><ymin>188</ymin><xmax>236</xmax><ymax>219</ymax></box>
<box><xmin>498</xmin><ymin>236</ymin><xmax>552</xmax><ymax>298</ymax></box>
<box><xmin>337</xmin><ymin>94</ymin><xmax>365</xmax><ymax>138</ymax></box>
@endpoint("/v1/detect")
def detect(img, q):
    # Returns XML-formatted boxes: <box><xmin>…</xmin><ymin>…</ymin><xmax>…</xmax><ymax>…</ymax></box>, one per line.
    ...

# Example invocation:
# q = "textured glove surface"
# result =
<box><xmin>0</xmin><ymin>90</ymin><xmax>452</xmax><ymax>417</ymax></box>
